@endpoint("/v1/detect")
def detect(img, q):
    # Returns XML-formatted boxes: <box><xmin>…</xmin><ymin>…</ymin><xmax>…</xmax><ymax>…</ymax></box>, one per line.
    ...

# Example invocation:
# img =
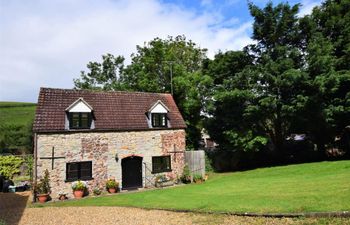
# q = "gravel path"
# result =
<box><xmin>1</xmin><ymin>192</ymin><xmax>350</xmax><ymax>225</ymax></box>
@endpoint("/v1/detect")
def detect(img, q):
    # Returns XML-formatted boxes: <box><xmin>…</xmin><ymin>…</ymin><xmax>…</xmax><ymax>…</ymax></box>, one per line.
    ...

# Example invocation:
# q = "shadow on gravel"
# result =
<box><xmin>0</xmin><ymin>192</ymin><xmax>30</xmax><ymax>225</ymax></box>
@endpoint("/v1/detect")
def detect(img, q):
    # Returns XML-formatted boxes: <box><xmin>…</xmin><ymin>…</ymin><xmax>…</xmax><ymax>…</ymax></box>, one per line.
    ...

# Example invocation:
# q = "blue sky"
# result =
<box><xmin>0</xmin><ymin>0</ymin><xmax>321</xmax><ymax>102</ymax></box>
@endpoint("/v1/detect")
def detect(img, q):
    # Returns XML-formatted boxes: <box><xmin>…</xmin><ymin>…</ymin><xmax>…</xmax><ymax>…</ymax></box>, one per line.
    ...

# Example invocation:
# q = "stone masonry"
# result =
<box><xmin>36</xmin><ymin>129</ymin><xmax>185</xmax><ymax>198</ymax></box>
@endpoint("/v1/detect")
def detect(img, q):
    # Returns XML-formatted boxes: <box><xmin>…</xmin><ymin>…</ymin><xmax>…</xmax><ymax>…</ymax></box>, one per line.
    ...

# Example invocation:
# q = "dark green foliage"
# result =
<box><xmin>204</xmin><ymin>154</ymin><xmax>214</xmax><ymax>172</ymax></box>
<box><xmin>204</xmin><ymin>1</ymin><xmax>350</xmax><ymax>168</ymax></box>
<box><xmin>180</xmin><ymin>164</ymin><xmax>191</xmax><ymax>183</ymax></box>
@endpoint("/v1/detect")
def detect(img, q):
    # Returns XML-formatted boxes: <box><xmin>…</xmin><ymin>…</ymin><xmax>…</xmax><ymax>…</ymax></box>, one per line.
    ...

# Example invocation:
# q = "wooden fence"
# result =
<box><xmin>184</xmin><ymin>150</ymin><xmax>205</xmax><ymax>177</ymax></box>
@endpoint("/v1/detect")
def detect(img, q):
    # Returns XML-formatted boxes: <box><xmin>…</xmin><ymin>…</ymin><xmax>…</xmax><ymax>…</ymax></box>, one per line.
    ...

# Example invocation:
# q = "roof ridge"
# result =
<box><xmin>40</xmin><ymin>87</ymin><xmax>172</xmax><ymax>96</ymax></box>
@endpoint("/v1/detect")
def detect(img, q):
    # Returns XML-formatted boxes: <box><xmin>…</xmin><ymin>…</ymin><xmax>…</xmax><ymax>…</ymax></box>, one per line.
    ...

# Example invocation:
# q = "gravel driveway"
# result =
<box><xmin>1</xmin><ymin>192</ymin><xmax>349</xmax><ymax>225</ymax></box>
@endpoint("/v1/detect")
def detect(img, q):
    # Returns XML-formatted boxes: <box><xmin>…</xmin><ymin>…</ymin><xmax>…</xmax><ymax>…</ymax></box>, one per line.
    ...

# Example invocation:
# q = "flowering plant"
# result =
<box><xmin>71</xmin><ymin>180</ymin><xmax>88</xmax><ymax>191</ymax></box>
<box><xmin>106</xmin><ymin>179</ymin><xmax>119</xmax><ymax>189</ymax></box>
<box><xmin>155</xmin><ymin>175</ymin><xmax>167</xmax><ymax>183</ymax></box>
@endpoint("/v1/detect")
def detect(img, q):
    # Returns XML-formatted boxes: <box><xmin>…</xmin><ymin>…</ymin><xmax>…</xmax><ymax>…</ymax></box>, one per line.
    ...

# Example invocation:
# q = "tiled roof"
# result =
<box><xmin>33</xmin><ymin>88</ymin><xmax>186</xmax><ymax>132</ymax></box>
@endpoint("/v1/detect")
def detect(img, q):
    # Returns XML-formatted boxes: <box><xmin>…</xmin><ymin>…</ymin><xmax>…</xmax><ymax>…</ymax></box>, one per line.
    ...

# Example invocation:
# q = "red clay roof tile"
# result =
<box><xmin>33</xmin><ymin>88</ymin><xmax>186</xmax><ymax>132</ymax></box>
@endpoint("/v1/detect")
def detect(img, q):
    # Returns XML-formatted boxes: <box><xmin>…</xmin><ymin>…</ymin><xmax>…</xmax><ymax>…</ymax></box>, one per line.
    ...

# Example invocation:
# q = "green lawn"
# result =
<box><xmin>45</xmin><ymin>160</ymin><xmax>350</xmax><ymax>213</ymax></box>
<box><xmin>0</xmin><ymin>102</ymin><xmax>36</xmax><ymax>126</ymax></box>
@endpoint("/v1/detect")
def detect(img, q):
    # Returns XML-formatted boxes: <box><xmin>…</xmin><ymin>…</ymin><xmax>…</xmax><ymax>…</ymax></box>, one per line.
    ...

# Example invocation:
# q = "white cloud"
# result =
<box><xmin>298</xmin><ymin>0</ymin><xmax>322</xmax><ymax>16</ymax></box>
<box><xmin>0</xmin><ymin>0</ymin><xmax>253</xmax><ymax>102</ymax></box>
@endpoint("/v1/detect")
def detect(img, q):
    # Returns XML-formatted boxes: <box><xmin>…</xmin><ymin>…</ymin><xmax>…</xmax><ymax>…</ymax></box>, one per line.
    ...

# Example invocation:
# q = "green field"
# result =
<box><xmin>45</xmin><ymin>160</ymin><xmax>350</xmax><ymax>214</ymax></box>
<box><xmin>0</xmin><ymin>102</ymin><xmax>36</xmax><ymax>151</ymax></box>
<box><xmin>0</xmin><ymin>102</ymin><xmax>36</xmax><ymax>126</ymax></box>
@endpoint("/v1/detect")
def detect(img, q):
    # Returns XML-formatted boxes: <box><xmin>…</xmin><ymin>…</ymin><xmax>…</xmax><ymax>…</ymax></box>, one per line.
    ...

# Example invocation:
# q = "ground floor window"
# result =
<box><xmin>152</xmin><ymin>156</ymin><xmax>171</xmax><ymax>173</ymax></box>
<box><xmin>66</xmin><ymin>161</ymin><xmax>92</xmax><ymax>181</ymax></box>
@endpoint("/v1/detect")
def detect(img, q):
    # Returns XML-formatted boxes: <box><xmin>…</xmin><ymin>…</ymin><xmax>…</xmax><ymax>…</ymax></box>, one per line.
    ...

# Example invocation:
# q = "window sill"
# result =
<box><xmin>64</xmin><ymin>177</ymin><xmax>94</xmax><ymax>183</ymax></box>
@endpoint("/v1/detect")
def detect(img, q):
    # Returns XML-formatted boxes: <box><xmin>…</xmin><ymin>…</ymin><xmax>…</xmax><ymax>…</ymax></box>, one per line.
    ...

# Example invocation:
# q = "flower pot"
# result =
<box><xmin>59</xmin><ymin>195</ymin><xmax>67</xmax><ymax>201</ymax></box>
<box><xmin>37</xmin><ymin>194</ymin><xmax>49</xmax><ymax>203</ymax></box>
<box><xmin>108</xmin><ymin>188</ymin><xmax>116</xmax><ymax>193</ymax></box>
<box><xmin>73</xmin><ymin>190</ymin><xmax>84</xmax><ymax>199</ymax></box>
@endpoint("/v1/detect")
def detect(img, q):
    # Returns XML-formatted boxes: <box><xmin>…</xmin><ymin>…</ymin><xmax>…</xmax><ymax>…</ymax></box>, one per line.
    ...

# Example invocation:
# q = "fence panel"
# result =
<box><xmin>185</xmin><ymin>150</ymin><xmax>205</xmax><ymax>177</ymax></box>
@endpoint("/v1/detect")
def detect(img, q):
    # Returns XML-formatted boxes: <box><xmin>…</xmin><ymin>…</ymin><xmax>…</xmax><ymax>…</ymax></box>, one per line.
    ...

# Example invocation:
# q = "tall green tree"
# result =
<box><xmin>299</xmin><ymin>0</ymin><xmax>350</xmax><ymax>153</ymax></box>
<box><xmin>205</xmin><ymin>2</ymin><xmax>309</xmax><ymax>159</ymax></box>
<box><xmin>74</xmin><ymin>36</ymin><xmax>210</xmax><ymax>149</ymax></box>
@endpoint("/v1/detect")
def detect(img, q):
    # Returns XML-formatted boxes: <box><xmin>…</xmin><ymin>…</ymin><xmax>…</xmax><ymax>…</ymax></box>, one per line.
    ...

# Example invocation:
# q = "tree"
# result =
<box><xmin>74</xmin><ymin>36</ymin><xmax>210</xmax><ymax>149</ymax></box>
<box><xmin>205</xmin><ymin>2</ymin><xmax>309</xmax><ymax>162</ymax></box>
<box><xmin>299</xmin><ymin>0</ymin><xmax>350</xmax><ymax>153</ymax></box>
<box><xmin>124</xmin><ymin>36</ymin><xmax>211</xmax><ymax>149</ymax></box>
<box><xmin>73</xmin><ymin>54</ymin><xmax>126</xmax><ymax>91</ymax></box>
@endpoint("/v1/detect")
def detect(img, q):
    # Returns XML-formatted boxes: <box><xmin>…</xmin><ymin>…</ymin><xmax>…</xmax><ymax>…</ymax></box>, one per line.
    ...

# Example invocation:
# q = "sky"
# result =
<box><xmin>0</xmin><ymin>0</ymin><xmax>321</xmax><ymax>103</ymax></box>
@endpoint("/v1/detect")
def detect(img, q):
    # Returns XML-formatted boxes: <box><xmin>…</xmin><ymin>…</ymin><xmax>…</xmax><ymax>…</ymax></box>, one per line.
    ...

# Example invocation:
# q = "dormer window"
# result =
<box><xmin>152</xmin><ymin>113</ymin><xmax>167</xmax><ymax>127</ymax></box>
<box><xmin>65</xmin><ymin>98</ymin><xmax>94</xmax><ymax>130</ymax></box>
<box><xmin>148</xmin><ymin>100</ymin><xmax>170</xmax><ymax>128</ymax></box>
<box><xmin>69</xmin><ymin>112</ymin><xmax>92</xmax><ymax>129</ymax></box>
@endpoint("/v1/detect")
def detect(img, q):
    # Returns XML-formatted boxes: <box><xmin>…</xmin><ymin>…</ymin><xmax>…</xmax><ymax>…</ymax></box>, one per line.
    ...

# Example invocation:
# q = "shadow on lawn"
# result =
<box><xmin>0</xmin><ymin>192</ymin><xmax>30</xmax><ymax>225</ymax></box>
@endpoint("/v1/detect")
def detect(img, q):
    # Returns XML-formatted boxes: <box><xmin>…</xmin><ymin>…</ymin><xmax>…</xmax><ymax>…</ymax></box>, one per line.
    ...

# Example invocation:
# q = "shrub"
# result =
<box><xmin>193</xmin><ymin>174</ymin><xmax>203</xmax><ymax>183</ymax></box>
<box><xmin>35</xmin><ymin>169</ymin><xmax>51</xmax><ymax>194</ymax></box>
<box><xmin>24</xmin><ymin>155</ymin><xmax>34</xmax><ymax>180</ymax></box>
<box><xmin>71</xmin><ymin>180</ymin><xmax>87</xmax><ymax>191</ymax></box>
<box><xmin>106</xmin><ymin>179</ymin><xmax>118</xmax><ymax>189</ymax></box>
<box><xmin>0</xmin><ymin>155</ymin><xmax>24</xmax><ymax>179</ymax></box>
<box><xmin>205</xmin><ymin>153</ymin><xmax>214</xmax><ymax>172</ymax></box>
<box><xmin>180</xmin><ymin>164</ymin><xmax>191</xmax><ymax>183</ymax></box>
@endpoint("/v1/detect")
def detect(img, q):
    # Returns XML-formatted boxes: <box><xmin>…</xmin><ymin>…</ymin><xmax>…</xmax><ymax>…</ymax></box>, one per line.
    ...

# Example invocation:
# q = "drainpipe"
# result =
<box><xmin>33</xmin><ymin>133</ymin><xmax>37</xmax><ymax>202</ymax></box>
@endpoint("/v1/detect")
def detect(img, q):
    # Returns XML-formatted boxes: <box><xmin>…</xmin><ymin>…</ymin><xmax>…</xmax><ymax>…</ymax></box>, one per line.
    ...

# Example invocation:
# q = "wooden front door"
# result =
<box><xmin>121</xmin><ymin>156</ymin><xmax>143</xmax><ymax>189</ymax></box>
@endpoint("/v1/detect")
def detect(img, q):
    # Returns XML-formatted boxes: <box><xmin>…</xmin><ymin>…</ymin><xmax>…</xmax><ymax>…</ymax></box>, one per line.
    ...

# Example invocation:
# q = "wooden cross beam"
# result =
<box><xmin>40</xmin><ymin>147</ymin><xmax>65</xmax><ymax>170</ymax></box>
<box><xmin>167</xmin><ymin>144</ymin><xmax>184</xmax><ymax>162</ymax></box>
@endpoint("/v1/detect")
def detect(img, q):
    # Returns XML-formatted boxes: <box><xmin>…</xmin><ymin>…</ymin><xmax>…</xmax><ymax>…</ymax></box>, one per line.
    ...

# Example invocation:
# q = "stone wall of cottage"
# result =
<box><xmin>36</xmin><ymin>129</ymin><xmax>185</xmax><ymax>198</ymax></box>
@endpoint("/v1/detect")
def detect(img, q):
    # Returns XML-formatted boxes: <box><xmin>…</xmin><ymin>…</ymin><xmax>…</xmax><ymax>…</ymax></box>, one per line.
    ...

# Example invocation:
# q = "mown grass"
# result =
<box><xmin>0</xmin><ymin>102</ymin><xmax>36</xmax><ymax>127</ymax></box>
<box><xmin>44</xmin><ymin>160</ymin><xmax>350</xmax><ymax>214</ymax></box>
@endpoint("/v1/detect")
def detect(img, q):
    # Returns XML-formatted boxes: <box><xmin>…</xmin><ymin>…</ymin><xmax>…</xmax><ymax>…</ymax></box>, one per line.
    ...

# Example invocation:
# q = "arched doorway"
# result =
<box><xmin>121</xmin><ymin>156</ymin><xmax>143</xmax><ymax>189</ymax></box>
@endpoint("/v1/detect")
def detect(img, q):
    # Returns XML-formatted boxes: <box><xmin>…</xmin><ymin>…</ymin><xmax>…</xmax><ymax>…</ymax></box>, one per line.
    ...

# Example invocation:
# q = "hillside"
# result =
<box><xmin>0</xmin><ymin>102</ymin><xmax>36</xmax><ymax>153</ymax></box>
<box><xmin>0</xmin><ymin>102</ymin><xmax>36</xmax><ymax>126</ymax></box>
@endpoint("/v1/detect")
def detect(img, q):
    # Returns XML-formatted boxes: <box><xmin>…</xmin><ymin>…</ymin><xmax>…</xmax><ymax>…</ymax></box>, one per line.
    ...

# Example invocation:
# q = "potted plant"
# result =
<box><xmin>71</xmin><ymin>180</ymin><xmax>87</xmax><ymax>199</ymax></box>
<box><xmin>93</xmin><ymin>187</ymin><xmax>102</xmax><ymax>196</ymax></box>
<box><xmin>35</xmin><ymin>169</ymin><xmax>51</xmax><ymax>203</ymax></box>
<box><xmin>193</xmin><ymin>174</ymin><xmax>204</xmax><ymax>183</ymax></box>
<box><xmin>58</xmin><ymin>191</ymin><xmax>68</xmax><ymax>200</ymax></box>
<box><xmin>106</xmin><ymin>179</ymin><xmax>118</xmax><ymax>193</ymax></box>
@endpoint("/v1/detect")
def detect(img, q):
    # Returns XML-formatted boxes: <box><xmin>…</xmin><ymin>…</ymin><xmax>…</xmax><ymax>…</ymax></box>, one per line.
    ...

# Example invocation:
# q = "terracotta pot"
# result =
<box><xmin>108</xmin><ymin>188</ymin><xmax>116</xmax><ymax>193</ymax></box>
<box><xmin>73</xmin><ymin>190</ymin><xmax>84</xmax><ymax>199</ymax></box>
<box><xmin>37</xmin><ymin>194</ymin><xmax>49</xmax><ymax>203</ymax></box>
<box><xmin>59</xmin><ymin>195</ymin><xmax>67</xmax><ymax>201</ymax></box>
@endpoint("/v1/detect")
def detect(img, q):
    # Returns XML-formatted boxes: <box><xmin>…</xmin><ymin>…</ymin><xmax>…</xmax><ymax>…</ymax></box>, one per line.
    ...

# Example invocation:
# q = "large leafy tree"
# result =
<box><xmin>122</xmin><ymin>35</ymin><xmax>211</xmax><ymax>149</ymax></box>
<box><xmin>299</xmin><ymin>0</ymin><xmax>350</xmax><ymax>153</ymax></box>
<box><xmin>205</xmin><ymin>2</ymin><xmax>309</xmax><ymax>160</ymax></box>
<box><xmin>74</xmin><ymin>36</ymin><xmax>210</xmax><ymax>149</ymax></box>
<box><xmin>74</xmin><ymin>54</ymin><xmax>126</xmax><ymax>91</ymax></box>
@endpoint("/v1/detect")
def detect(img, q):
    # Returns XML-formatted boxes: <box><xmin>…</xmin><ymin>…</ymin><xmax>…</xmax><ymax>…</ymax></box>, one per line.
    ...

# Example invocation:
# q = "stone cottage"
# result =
<box><xmin>33</xmin><ymin>88</ymin><xmax>186</xmax><ymax>197</ymax></box>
